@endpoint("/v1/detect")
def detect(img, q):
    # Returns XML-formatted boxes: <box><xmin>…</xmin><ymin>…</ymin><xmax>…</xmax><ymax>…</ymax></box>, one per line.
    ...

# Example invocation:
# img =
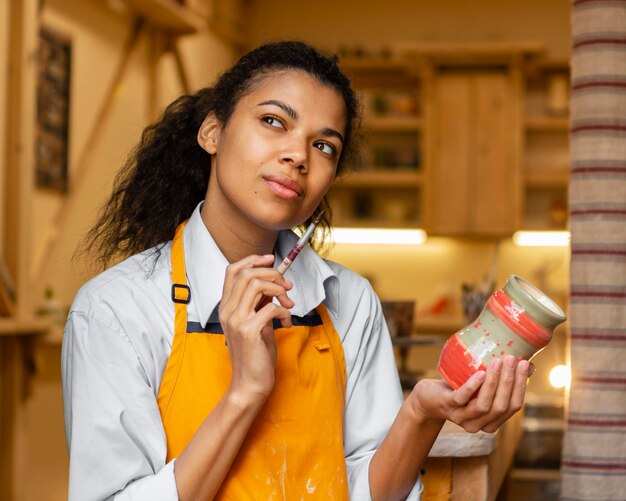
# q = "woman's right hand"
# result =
<box><xmin>218</xmin><ymin>254</ymin><xmax>294</xmax><ymax>404</ymax></box>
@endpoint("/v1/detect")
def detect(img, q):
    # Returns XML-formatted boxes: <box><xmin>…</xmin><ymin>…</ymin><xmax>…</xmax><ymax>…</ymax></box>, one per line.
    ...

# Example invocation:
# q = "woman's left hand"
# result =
<box><xmin>408</xmin><ymin>355</ymin><xmax>534</xmax><ymax>433</ymax></box>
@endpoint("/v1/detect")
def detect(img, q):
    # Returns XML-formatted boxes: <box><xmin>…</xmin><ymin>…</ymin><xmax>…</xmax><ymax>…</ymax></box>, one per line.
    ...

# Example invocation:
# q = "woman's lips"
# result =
<box><xmin>263</xmin><ymin>175</ymin><xmax>303</xmax><ymax>201</ymax></box>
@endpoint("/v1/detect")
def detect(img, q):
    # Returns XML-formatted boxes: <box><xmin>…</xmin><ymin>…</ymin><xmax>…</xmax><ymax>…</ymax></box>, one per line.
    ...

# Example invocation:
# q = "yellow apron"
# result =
<box><xmin>157</xmin><ymin>221</ymin><xmax>349</xmax><ymax>499</ymax></box>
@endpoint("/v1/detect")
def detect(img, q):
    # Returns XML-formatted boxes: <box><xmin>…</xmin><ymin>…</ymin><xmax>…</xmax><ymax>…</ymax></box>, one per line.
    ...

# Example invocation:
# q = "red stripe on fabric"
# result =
<box><xmin>571</xmin><ymin>124</ymin><xmax>626</xmax><ymax>132</ymax></box>
<box><xmin>572</xmin><ymin>81</ymin><xmax>626</xmax><ymax>90</ymax></box>
<box><xmin>570</xmin><ymin>209</ymin><xmax>626</xmax><ymax>215</ymax></box>
<box><xmin>569</xmin><ymin>419</ymin><xmax>626</xmax><ymax>426</ymax></box>
<box><xmin>571</xmin><ymin>291</ymin><xmax>626</xmax><ymax>298</ymax></box>
<box><xmin>573</xmin><ymin>38</ymin><xmax>626</xmax><ymax>49</ymax></box>
<box><xmin>573</xmin><ymin>0</ymin><xmax>626</xmax><ymax>4</ymax></box>
<box><xmin>486</xmin><ymin>291</ymin><xmax>551</xmax><ymax>348</ymax></box>
<box><xmin>562</xmin><ymin>461</ymin><xmax>626</xmax><ymax>471</ymax></box>
<box><xmin>578</xmin><ymin>377</ymin><xmax>626</xmax><ymax>384</ymax></box>
<box><xmin>572</xmin><ymin>167</ymin><xmax>626</xmax><ymax>174</ymax></box>
<box><xmin>572</xmin><ymin>333</ymin><xmax>626</xmax><ymax>341</ymax></box>
<box><xmin>572</xmin><ymin>249</ymin><xmax>626</xmax><ymax>255</ymax></box>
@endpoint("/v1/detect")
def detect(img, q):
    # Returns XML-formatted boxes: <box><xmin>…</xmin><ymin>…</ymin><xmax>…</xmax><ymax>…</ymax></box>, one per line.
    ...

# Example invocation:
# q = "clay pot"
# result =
<box><xmin>438</xmin><ymin>275</ymin><xmax>566</xmax><ymax>389</ymax></box>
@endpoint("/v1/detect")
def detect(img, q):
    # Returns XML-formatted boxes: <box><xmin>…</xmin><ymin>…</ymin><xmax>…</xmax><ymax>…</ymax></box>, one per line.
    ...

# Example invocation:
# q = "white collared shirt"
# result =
<box><xmin>62</xmin><ymin>204</ymin><xmax>423</xmax><ymax>500</ymax></box>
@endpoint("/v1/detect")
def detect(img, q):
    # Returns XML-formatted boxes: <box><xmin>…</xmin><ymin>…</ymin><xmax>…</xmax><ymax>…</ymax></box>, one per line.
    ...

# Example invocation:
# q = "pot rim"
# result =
<box><xmin>506</xmin><ymin>275</ymin><xmax>567</xmax><ymax>326</ymax></box>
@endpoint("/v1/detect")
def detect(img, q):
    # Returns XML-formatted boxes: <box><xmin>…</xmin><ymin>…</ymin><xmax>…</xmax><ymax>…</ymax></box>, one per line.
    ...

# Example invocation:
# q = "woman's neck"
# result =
<box><xmin>200</xmin><ymin>199</ymin><xmax>278</xmax><ymax>264</ymax></box>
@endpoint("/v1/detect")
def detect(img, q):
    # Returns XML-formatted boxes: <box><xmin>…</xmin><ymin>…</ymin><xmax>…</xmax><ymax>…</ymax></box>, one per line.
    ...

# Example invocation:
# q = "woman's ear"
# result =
<box><xmin>197</xmin><ymin>113</ymin><xmax>220</xmax><ymax>154</ymax></box>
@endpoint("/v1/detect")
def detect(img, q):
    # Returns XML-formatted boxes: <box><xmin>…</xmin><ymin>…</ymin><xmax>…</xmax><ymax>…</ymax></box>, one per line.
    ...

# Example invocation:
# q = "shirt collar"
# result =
<box><xmin>183</xmin><ymin>204</ymin><xmax>229</xmax><ymax>326</ymax></box>
<box><xmin>275</xmin><ymin>230</ymin><xmax>339</xmax><ymax>319</ymax></box>
<box><xmin>183</xmin><ymin>203</ymin><xmax>339</xmax><ymax>326</ymax></box>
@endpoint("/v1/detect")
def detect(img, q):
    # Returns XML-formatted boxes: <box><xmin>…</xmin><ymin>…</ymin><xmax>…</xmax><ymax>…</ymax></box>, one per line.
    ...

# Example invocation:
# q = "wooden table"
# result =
<box><xmin>422</xmin><ymin>411</ymin><xmax>523</xmax><ymax>500</ymax></box>
<box><xmin>0</xmin><ymin>318</ymin><xmax>50</xmax><ymax>501</ymax></box>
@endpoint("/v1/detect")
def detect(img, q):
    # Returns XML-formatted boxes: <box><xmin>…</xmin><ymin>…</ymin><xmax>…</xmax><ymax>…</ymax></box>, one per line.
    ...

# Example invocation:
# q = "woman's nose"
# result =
<box><xmin>279</xmin><ymin>139</ymin><xmax>308</xmax><ymax>172</ymax></box>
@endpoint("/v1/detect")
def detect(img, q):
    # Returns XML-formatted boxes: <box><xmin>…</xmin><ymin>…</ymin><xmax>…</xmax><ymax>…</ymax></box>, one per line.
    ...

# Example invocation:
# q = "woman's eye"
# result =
<box><xmin>314</xmin><ymin>142</ymin><xmax>337</xmax><ymax>157</ymax></box>
<box><xmin>262</xmin><ymin>116</ymin><xmax>284</xmax><ymax>129</ymax></box>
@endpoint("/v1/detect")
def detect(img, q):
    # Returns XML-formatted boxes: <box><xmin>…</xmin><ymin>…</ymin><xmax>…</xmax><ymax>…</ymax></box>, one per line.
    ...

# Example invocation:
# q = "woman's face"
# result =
<box><xmin>199</xmin><ymin>70</ymin><xmax>346</xmax><ymax>232</ymax></box>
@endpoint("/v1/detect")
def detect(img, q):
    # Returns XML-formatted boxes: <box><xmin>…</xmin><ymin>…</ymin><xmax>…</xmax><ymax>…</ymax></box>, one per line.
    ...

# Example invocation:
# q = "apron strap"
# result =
<box><xmin>158</xmin><ymin>220</ymin><xmax>190</xmax><ymax>418</ymax></box>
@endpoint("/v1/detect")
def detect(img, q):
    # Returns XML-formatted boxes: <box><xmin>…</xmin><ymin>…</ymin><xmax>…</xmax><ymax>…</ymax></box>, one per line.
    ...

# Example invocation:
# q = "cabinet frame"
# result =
<box><xmin>334</xmin><ymin>44</ymin><xmax>568</xmax><ymax>235</ymax></box>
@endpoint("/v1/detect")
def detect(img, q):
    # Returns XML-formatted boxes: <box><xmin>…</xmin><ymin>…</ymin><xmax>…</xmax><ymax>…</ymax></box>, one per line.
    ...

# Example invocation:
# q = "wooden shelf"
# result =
<box><xmin>332</xmin><ymin>218</ymin><xmax>422</xmax><ymax>229</ymax></box>
<box><xmin>525</xmin><ymin>169</ymin><xmax>569</xmax><ymax>187</ymax></box>
<box><xmin>123</xmin><ymin>0</ymin><xmax>205</xmax><ymax>34</ymax></box>
<box><xmin>414</xmin><ymin>315</ymin><xmax>465</xmax><ymax>334</ymax></box>
<box><xmin>525</xmin><ymin>58</ymin><xmax>570</xmax><ymax>78</ymax></box>
<box><xmin>334</xmin><ymin>170</ymin><xmax>423</xmax><ymax>188</ymax></box>
<box><xmin>340</xmin><ymin>57</ymin><xmax>412</xmax><ymax>72</ymax></box>
<box><xmin>511</xmin><ymin>468</ymin><xmax>561</xmax><ymax>481</ymax></box>
<box><xmin>364</xmin><ymin>115</ymin><xmax>423</xmax><ymax>131</ymax></box>
<box><xmin>521</xmin><ymin>218</ymin><xmax>567</xmax><ymax>231</ymax></box>
<box><xmin>0</xmin><ymin>317</ymin><xmax>51</xmax><ymax>336</ymax></box>
<box><xmin>340</xmin><ymin>57</ymin><xmax>420</xmax><ymax>87</ymax></box>
<box><xmin>393</xmin><ymin>335</ymin><xmax>444</xmax><ymax>347</ymax></box>
<box><xmin>525</xmin><ymin>116</ymin><xmax>569</xmax><ymax>131</ymax></box>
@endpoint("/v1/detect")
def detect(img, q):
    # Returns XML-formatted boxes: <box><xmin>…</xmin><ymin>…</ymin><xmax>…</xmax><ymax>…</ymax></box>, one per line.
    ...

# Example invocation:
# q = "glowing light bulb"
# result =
<box><xmin>549</xmin><ymin>364</ymin><xmax>571</xmax><ymax>389</ymax></box>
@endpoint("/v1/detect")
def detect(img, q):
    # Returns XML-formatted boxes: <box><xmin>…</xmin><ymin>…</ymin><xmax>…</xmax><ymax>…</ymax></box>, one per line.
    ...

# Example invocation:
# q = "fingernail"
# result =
<box><xmin>520</xmin><ymin>360</ymin><xmax>530</xmax><ymax>374</ymax></box>
<box><xmin>491</xmin><ymin>358</ymin><xmax>503</xmax><ymax>371</ymax></box>
<box><xmin>475</xmin><ymin>370</ymin><xmax>486</xmax><ymax>381</ymax></box>
<box><xmin>506</xmin><ymin>355</ymin><xmax>516</xmax><ymax>369</ymax></box>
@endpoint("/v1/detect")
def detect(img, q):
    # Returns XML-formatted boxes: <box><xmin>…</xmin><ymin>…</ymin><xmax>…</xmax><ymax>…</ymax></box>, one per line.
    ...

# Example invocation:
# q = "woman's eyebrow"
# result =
<box><xmin>321</xmin><ymin>127</ymin><xmax>344</xmax><ymax>144</ymax></box>
<box><xmin>257</xmin><ymin>100</ymin><xmax>298</xmax><ymax>119</ymax></box>
<box><xmin>257</xmin><ymin>99</ymin><xmax>344</xmax><ymax>144</ymax></box>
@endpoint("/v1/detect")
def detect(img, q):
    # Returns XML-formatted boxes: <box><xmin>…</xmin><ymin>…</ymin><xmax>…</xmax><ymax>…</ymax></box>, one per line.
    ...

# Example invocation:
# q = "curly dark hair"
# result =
<box><xmin>80</xmin><ymin>40</ymin><xmax>360</xmax><ymax>268</ymax></box>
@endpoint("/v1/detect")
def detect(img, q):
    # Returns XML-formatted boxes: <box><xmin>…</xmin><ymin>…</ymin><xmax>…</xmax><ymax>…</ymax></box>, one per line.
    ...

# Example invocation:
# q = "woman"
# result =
<box><xmin>63</xmin><ymin>41</ymin><xmax>530</xmax><ymax>500</ymax></box>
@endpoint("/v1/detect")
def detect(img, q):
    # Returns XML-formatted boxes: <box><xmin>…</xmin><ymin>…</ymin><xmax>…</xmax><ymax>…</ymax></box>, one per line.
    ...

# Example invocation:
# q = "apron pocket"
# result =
<box><xmin>313</xmin><ymin>341</ymin><xmax>330</xmax><ymax>351</ymax></box>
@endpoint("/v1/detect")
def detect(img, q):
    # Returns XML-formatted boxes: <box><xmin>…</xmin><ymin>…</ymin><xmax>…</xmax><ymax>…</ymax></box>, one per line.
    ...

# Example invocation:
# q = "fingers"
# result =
<box><xmin>450</xmin><ymin>370</ymin><xmax>487</xmax><ymax>407</ymax></box>
<box><xmin>221</xmin><ymin>257</ymin><xmax>293</xmax><ymax>318</ymax></box>
<box><xmin>473</xmin><ymin>358</ymin><xmax>504</xmax><ymax>412</ymax></box>
<box><xmin>254</xmin><ymin>301</ymin><xmax>294</xmax><ymax>330</ymax></box>
<box><xmin>488</xmin><ymin>356</ymin><xmax>517</xmax><ymax>415</ymax></box>
<box><xmin>220</xmin><ymin>255</ymin><xmax>297</xmax><ymax>340</ymax></box>
<box><xmin>448</xmin><ymin>359</ymin><xmax>504</xmax><ymax>432</ymax></box>
<box><xmin>230</xmin><ymin>266</ymin><xmax>292</xmax><ymax>306</ymax></box>
<box><xmin>475</xmin><ymin>356</ymin><xmax>520</xmax><ymax>432</ymax></box>
<box><xmin>238</xmin><ymin>276</ymin><xmax>294</xmax><ymax>313</ymax></box>
<box><xmin>482</xmin><ymin>360</ymin><xmax>534</xmax><ymax>432</ymax></box>
<box><xmin>477</xmin><ymin>358</ymin><xmax>529</xmax><ymax>433</ymax></box>
<box><xmin>222</xmin><ymin>254</ymin><xmax>275</xmax><ymax>304</ymax></box>
<box><xmin>448</xmin><ymin>356</ymin><xmax>530</xmax><ymax>433</ymax></box>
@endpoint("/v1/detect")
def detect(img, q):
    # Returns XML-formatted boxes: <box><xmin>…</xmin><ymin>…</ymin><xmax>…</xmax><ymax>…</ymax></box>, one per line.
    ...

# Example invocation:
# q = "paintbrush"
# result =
<box><xmin>256</xmin><ymin>210</ymin><xmax>325</xmax><ymax>310</ymax></box>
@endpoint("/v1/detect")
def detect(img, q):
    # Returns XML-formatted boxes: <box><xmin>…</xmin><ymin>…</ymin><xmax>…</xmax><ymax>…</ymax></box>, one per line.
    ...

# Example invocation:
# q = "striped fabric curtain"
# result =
<box><xmin>562</xmin><ymin>1</ymin><xmax>626</xmax><ymax>500</ymax></box>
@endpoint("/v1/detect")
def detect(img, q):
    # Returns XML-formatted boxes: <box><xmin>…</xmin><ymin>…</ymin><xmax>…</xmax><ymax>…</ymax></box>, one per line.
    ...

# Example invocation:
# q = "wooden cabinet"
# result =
<box><xmin>332</xmin><ymin>44</ymin><xmax>567</xmax><ymax>235</ymax></box>
<box><xmin>330</xmin><ymin>59</ymin><xmax>424</xmax><ymax>228</ymax></box>
<box><xmin>522</xmin><ymin>61</ymin><xmax>570</xmax><ymax>229</ymax></box>
<box><xmin>427</xmin><ymin>70</ymin><xmax>521</xmax><ymax>236</ymax></box>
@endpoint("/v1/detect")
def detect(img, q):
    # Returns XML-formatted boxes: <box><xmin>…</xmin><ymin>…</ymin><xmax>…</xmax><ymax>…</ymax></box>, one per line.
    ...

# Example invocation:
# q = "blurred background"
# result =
<box><xmin>1</xmin><ymin>0</ymin><xmax>573</xmax><ymax>499</ymax></box>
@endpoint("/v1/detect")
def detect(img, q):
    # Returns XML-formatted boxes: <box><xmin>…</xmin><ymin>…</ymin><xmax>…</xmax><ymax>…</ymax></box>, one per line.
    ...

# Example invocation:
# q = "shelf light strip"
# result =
<box><xmin>512</xmin><ymin>231</ymin><xmax>570</xmax><ymax>247</ymax></box>
<box><xmin>331</xmin><ymin>228</ymin><xmax>427</xmax><ymax>245</ymax></box>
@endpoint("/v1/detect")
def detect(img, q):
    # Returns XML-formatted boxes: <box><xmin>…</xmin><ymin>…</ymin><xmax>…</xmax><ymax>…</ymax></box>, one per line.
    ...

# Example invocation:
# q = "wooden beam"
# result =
<box><xmin>3</xmin><ymin>0</ymin><xmax>38</xmax><ymax>318</ymax></box>
<box><xmin>123</xmin><ymin>0</ymin><xmax>204</xmax><ymax>34</ymax></box>
<box><xmin>207</xmin><ymin>0</ymin><xmax>248</xmax><ymax>52</ymax></box>
<box><xmin>0</xmin><ymin>330</ymin><xmax>44</xmax><ymax>500</ymax></box>
<box><xmin>0</xmin><ymin>259</ymin><xmax>15</xmax><ymax>316</ymax></box>
<box><xmin>30</xmin><ymin>19</ymin><xmax>144</xmax><ymax>292</ymax></box>
<box><xmin>147</xmin><ymin>26</ymin><xmax>161</xmax><ymax>122</ymax></box>
<box><xmin>171</xmin><ymin>39</ymin><xmax>191</xmax><ymax>94</ymax></box>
